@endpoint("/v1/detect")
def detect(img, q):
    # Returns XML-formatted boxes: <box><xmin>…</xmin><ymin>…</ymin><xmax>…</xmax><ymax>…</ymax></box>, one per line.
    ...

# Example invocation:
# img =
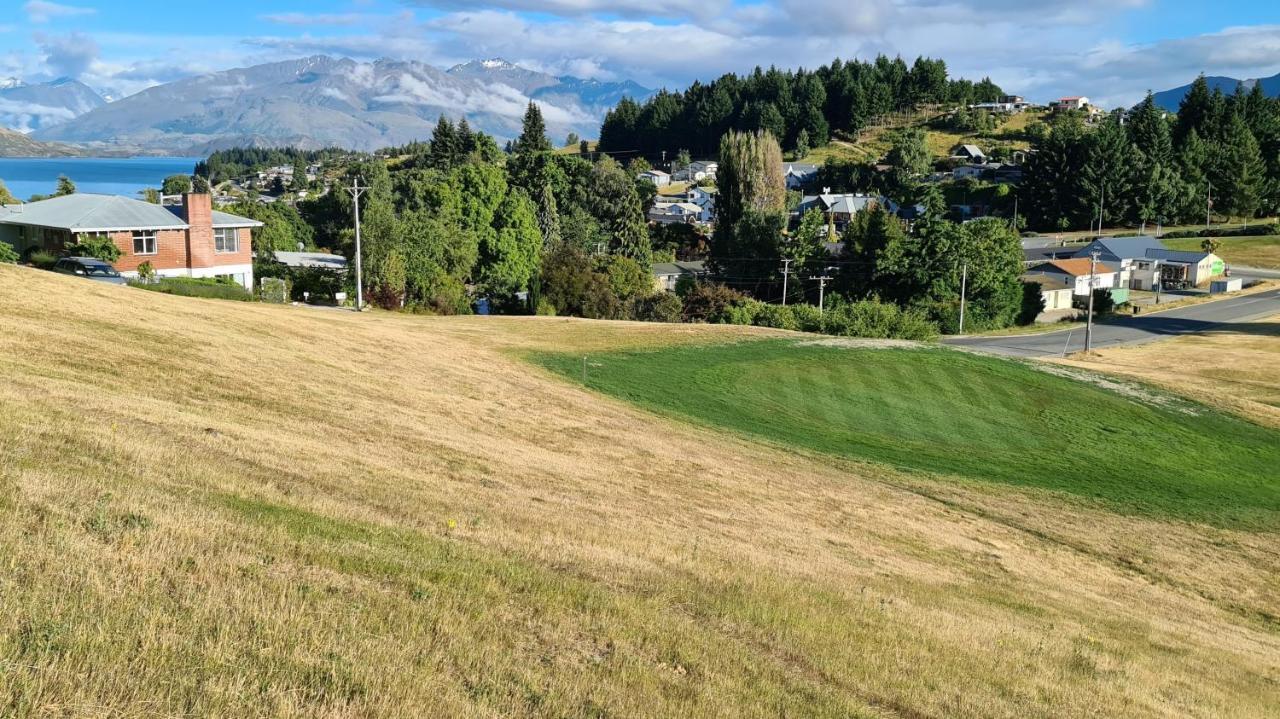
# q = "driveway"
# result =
<box><xmin>946</xmin><ymin>288</ymin><xmax>1280</xmax><ymax>357</ymax></box>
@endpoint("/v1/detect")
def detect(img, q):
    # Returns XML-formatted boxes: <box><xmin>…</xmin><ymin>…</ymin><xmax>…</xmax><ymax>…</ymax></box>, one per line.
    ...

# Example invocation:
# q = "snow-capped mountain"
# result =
<box><xmin>0</xmin><ymin>78</ymin><xmax>106</xmax><ymax>133</ymax></box>
<box><xmin>32</xmin><ymin>56</ymin><xmax>652</xmax><ymax>154</ymax></box>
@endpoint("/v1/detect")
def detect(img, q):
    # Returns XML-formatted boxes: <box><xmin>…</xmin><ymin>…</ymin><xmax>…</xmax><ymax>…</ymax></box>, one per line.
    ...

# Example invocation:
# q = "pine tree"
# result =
<box><xmin>1175</xmin><ymin>75</ymin><xmax>1214</xmax><ymax>146</ymax></box>
<box><xmin>55</xmin><ymin>175</ymin><xmax>76</xmax><ymax>196</ymax></box>
<box><xmin>1214</xmin><ymin>113</ymin><xmax>1266</xmax><ymax>219</ymax></box>
<box><xmin>429</xmin><ymin>115</ymin><xmax>459</xmax><ymax>170</ymax></box>
<box><xmin>1128</xmin><ymin>93</ymin><xmax>1172</xmax><ymax>165</ymax></box>
<box><xmin>512</xmin><ymin>102</ymin><xmax>552</xmax><ymax>156</ymax></box>
<box><xmin>537</xmin><ymin>182</ymin><xmax>561</xmax><ymax>249</ymax></box>
<box><xmin>587</xmin><ymin>157</ymin><xmax>651</xmax><ymax>266</ymax></box>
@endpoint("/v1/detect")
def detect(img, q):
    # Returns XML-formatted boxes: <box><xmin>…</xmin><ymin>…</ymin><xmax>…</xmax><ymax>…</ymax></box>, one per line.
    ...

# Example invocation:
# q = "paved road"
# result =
<box><xmin>946</xmin><ymin>288</ymin><xmax>1280</xmax><ymax>357</ymax></box>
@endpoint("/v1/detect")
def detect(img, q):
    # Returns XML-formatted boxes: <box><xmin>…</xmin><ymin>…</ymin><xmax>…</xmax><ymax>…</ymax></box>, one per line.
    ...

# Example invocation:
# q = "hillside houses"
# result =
<box><xmin>782</xmin><ymin>163</ymin><xmax>820</xmax><ymax>189</ymax></box>
<box><xmin>796</xmin><ymin>192</ymin><xmax>897</xmax><ymax>232</ymax></box>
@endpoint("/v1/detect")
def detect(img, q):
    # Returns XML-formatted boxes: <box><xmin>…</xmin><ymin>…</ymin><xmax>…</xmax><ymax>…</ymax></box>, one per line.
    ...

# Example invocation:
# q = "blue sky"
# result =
<box><xmin>3</xmin><ymin>0</ymin><xmax>1279</xmax><ymax>106</ymax></box>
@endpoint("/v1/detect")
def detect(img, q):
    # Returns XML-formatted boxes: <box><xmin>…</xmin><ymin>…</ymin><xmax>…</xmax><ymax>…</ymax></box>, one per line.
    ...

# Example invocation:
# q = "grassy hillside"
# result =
<box><xmin>3</xmin><ymin>265</ymin><xmax>1280</xmax><ymax>717</ymax></box>
<box><xmin>1164</xmin><ymin>235</ymin><xmax>1280</xmax><ymax>268</ymax></box>
<box><xmin>0</xmin><ymin>126</ymin><xmax>77</xmax><ymax>158</ymax></box>
<box><xmin>535</xmin><ymin>340</ymin><xmax>1280</xmax><ymax>529</ymax></box>
<box><xmin>1057</xmin><ymin>315</ymin><xmax>1280</xmax><ymax>429</ymax></box>
<box><xmin>802</xmin><ymin>109</ymin><xmax>1044</xmax><ymax>167</ymax></box>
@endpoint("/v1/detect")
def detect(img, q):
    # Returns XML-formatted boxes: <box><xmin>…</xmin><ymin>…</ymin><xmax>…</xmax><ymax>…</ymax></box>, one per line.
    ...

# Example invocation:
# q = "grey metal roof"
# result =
<box><xmin>0</xmin><ymin>193</ymin><xmax>262</xmax><ymax>232</ymax></box>
<box><xmin>651</xmin><ymin>261</ymin><xmax>707</xmax><ymax>277</ymax></box>
<box><xmin>0</xmin><ymin>193</ymin><xmax>187</xmax><ymax>231</ymax></box>
<box><xmin>273</xmin><ymin>251</ymin><xmax>348</xmax><ymax>270</ymax></box>
<box><xmin>1074</xmin><ymin>235</ymin><xmax>1166</xmax><ymax>261</ymax></box>
<box><xmin>1144</xmin><ymin>248</ymin><xmax>1212</xmax><ymax>264</ymax></box>
<box><xmin>784</xmin><ymin>163</ymin><xmax>819</xmax><ymax>175</ymax></box>
<box><xmin>163</xmin><ymin>205</ymin><xmax>263</xmax><ymax>228</ymax></box>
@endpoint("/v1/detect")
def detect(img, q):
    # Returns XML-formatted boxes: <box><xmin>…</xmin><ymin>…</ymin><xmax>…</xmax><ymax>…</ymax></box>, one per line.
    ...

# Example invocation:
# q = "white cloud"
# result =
<box><xmin>24</xmin><ymin>1</ymin><xmax>96</xmax><ymax>24</ymax></box>
<box><xmin>261</xmin><ymin>13</ymin><xmax>369</xmax><ymax>27</ymax></box>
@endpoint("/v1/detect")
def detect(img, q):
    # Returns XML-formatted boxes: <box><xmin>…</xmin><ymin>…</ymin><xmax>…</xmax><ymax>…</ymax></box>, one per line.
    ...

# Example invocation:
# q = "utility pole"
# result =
<box><xmin>345</xmin><ymin>177</ymin><xmax>366</xmax><ymax>311</ymax></box>
<box><xmin>1095</xmin><ymin>182</ymin><xmax>1105</xmax><ymax>236</ymax></box>
<box><xmin>1084</xmin><ymin>250</ymin><xmax>1100</xmax><ymax>353</ymax></box>
<box><xmin>814</xmin><ymin>275</ymin><xmax>832</xmax><ymax>314</ymax></box>
<box><xmin>780</xmin><ymin>258</ymin><xmax>793</xmax><ymax>306</ymax></box>
<box><xmin>958</xmin><ymin>262</ymin><xmax>968</xmax><ymax>334</ymax></box>
<box><xmin>1206</xmin><ymin>182</ymin><xmax>1213</xmax><ymax>231</ymax></box>
<box><xmin>1012</xmin><ymin>196</ymin><xmax>1019</xmax><ymax>232</ymax></box>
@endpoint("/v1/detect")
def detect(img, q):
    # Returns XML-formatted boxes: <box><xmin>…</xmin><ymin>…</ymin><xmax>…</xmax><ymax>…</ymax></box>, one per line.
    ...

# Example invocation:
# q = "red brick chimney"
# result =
<box><xmin>183</xmin><ymin>193</ymin><xmax>215</xmax><ymax>269</ymax></box>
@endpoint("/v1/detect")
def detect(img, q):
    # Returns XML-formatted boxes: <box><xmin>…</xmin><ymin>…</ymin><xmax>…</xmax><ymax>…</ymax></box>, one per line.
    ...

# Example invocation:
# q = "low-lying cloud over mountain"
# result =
<box><xmin>0</xmin><ymin>77</ymin><xmax>105</xmax><ymax>133</ymax></box>
<box><xmin>30</xmin><ymin>56</ymin><xmax>650</xmax><ymax>154</ymax></box>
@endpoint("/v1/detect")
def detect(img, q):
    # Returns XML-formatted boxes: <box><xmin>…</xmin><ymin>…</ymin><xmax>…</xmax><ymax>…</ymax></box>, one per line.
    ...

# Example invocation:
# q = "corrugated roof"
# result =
<box><xmin>1144</xmin><ymin>248</ymin><xmax>1212</xmax><ymax>264</ymax></box>
<box><xmin>273</xmin><ymin>251</ymin><xmax>347</xmax><ymax>270</ymax></box>
<box><xmin>1035</xmin><ymin>258</ymin><xmax>1115</xmax><ymax>276</ymax></box>
<box><xmin>1073</xmin><ymin>235</ymin><xmax>1166</xmax><ymax>261</ymax></box>
<box><xmin>651</xmin><ymin>261</ymin><xmax>706</xmax><ymax>277</ymax></box>
<box><xmin>0</xmin><ymin>193</ymin><xmax>187</xmax><ymax>231</ymax></box>
<box><xmin>0</xmin><ymin>193</ymin><xmax>262</xmax><ymax>232</ymax></box>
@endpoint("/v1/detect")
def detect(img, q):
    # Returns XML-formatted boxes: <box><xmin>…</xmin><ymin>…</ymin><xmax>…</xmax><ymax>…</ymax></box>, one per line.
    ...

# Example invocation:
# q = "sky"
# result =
<box><xmin>2</xmin><ymin>0</ymin><xmax>1280</xmax><ymax>107</ymax></box>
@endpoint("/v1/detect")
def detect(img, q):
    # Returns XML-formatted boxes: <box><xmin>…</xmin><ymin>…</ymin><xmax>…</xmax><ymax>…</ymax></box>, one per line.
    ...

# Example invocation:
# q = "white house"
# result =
<box><xmin>1024</xmin><ymin>258</ymin><xmax>1118</xmax><ymax>296</ymax></box>
<box><xmin>676</xmin><ymin>161</ymin><xmax>718</xmax><ymax>183</ymax></box>
<box><xmin>638</xmin><ymin>169</ymin><xmax>671</xmax><ymax>187</ymax></box>
<box><xmin>682</xmin><ymin>186</ymin><xmax>717</xmax><ymax>223</ymax></box>
<box><xmin>1051</xmin><ymin>96</ymin><xmax>1091</xmax><ymax>112</ymax></box>
<box><xmin>1021</xmin><ymin>275</ymin><xmax>1075</xmax><ymax>312</ymax></box>
<box><xmin>647</xmin><ymin>201</ymin><xmax>705</xmax><ymax>225</ymax></box>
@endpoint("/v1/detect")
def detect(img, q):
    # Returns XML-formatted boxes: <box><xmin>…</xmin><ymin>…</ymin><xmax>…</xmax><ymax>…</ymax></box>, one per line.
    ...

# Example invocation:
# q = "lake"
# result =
<box><xmin>0</xmin><ymin>157</ymin><xmax>203</xmax><ymax>202</ymax></box>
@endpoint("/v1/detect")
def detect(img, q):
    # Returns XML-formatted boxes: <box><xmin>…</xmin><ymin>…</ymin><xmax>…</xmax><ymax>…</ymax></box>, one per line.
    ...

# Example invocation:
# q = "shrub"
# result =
<box><xmin>535</xmin><ymin>298</ymin><xmax>557</xmax><ymax>316</ymax></box>
<box><xmin>721</xmin><ymin>298</ymin><xmax>768</xmax><ymax>326</ymax></box>
<box><xmin>681</xmin><ymin>282</ymin><xmax>746</xmax><ymax>323</ymax></box>
<box><xmin>1073</xmin><ymin>288</ymin><xmax>1116</xmax><ymax>316</ymax></box>
<box><xmin>258</xmin><ymin>276</ymin><xmax>290</xmax><ymax>304</ymax></box>
<box><xmin>28</xmin><ymin>251</ymin><xmax>58</xmax><ymax>269</ymax></box>
<box><xmin>787</xmin><ymin>303</ymin><xmax>825</xmax><ymax>332</ymax></box>
<box><xmin>0</xmin><ymin>242</ymin><xmax>17</xmax><ymax>264</ymax></box>
<box><xmin>631</xmin><ymin>293</ymin><xmax>683</xmax><ymax>323</ymax></box>
<box><xmin>129</xmin><ymin>277</ymin><xmax>252</xmax><ymax>302</ymax></box>
<box><xmin>753</xmin><ymin>303</ymin><xmax>799</xmax><ymax>331</ymax></box>
<box><xmin>66</xmin><ymin>234</ymin><xmax>122</xmax><ymax>262</ymax></box>
<box><xmin>820</xmin><ymin>299</ymin><xmax>939</xmax><ymax>340</ymax></box>
<box><xmin>1018</xmin><ymin>281</ymin><xmax>1047</xmax><ymax>326</ymax></box>
<box><xmin>136</xmin><ymin>261</ymin><xmax>156</xmax><ymax>282</ymax></box>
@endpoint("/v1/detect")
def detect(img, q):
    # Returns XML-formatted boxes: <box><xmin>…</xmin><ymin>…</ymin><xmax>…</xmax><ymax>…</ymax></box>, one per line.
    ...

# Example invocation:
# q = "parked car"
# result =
<box><xmin>52</xmin><ymin>257</ymin><xmax>128</xmax><ymax>285</ymax></box>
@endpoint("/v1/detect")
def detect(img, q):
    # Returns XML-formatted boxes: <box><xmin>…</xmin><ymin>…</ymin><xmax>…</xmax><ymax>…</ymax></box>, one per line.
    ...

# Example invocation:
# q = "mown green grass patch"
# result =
<box><xmin>533</xmin><ymin>340</ymin><xmax>1280</xmax><ymax>530</ymax></box>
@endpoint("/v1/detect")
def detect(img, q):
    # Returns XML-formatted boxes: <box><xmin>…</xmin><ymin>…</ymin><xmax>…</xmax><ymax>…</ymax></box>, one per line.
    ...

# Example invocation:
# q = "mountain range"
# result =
<box><xmin>20</xmin><ymin>56</ymin><xmax>651</xmax><ymax>156</ymax></box>
<box><xmin>0</xmin><ymin>77</ymin><xmax>106</xmax><ymax>134</ymax></box>
<box><xmin>1152</xmin><ymin>72</ymin><xmax>1280</xmax><ymax>111</ymax></box>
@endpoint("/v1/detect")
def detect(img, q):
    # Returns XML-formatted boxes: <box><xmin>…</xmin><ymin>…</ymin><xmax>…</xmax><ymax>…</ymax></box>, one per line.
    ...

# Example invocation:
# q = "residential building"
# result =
<box><xmin>652</xmin><ymin>260</ymin><xmax>707</xmax><ymax>292</ymax></box>
<box><xmin>782</xmin><ymin>163</ymin><xmax>820</xmax><ymax>190</ymax></box>
<box><xmin>647</xmin><ymin>201</ymin><xmax>705</xmax><ymax>225</ymax></box>
<box><xmin>638</xmin><ymin>169</ymin><xmax>671</xmax><ymax>187</ymax></box>
<box><xmin>951</xmin><ymin>144</ymin><xmax>986</xmax><ymax>163</ymax></box>
<box><xmin>1024</xmin><ymin>258</ymin><xmax>1118</xmax><ymax>296</ymax></box>
<box><xmin>796</xmin><ymin>192</ymin><xmax>896</xmax><ymax>232</ymax></box>
<box><xmin>679</xmin><ymin>160</ymin><xmax>718</xmax><ymax>183</ymax></box>
<box><xmin>1050</xmin><ymin>96</ymin><xmax>1091</xmax><ymax>112</ymax></box>
<box><xmin>1071</xmin><ymin>236</ymin><xmax>1225</xmax><ymax>289</ymax></box>
<box><xmin>0</xmin><ymin>193</ymin><xmax>262</xmax><ymax>289</ymax></box>
<box><xmin>680</xmin><ymin>186</ymin><xmax>717</xmax><ymax>223</ymax></box>
<box><xmin>1020</xmin><ymin>274</ymin><xmax>1075</xmax><ymax>312</ymax></box>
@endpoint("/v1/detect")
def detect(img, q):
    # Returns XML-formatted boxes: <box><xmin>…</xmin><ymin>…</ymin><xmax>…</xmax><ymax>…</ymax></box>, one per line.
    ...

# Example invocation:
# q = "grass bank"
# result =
<box><xmin>3</xmin><ymin>265</ymin><xmax>1280</xmax><ymax>717</ymax></box>
<box><xmin>534</xmin><ymin>339</ymin><xmax>1280</xmax><ymax>529</ymax></box>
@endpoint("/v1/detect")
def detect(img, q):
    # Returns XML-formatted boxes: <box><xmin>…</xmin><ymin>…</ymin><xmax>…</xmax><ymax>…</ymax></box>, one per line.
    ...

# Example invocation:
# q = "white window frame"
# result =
<box><xmin>132</xmin><ymin>230</ymin><xmax>157</xmax><ymax>255</ymax></box>
<box><xmin>214</xmin><ymin>228</ymin><xmax>239</xmax><ymax>254</ymax></box>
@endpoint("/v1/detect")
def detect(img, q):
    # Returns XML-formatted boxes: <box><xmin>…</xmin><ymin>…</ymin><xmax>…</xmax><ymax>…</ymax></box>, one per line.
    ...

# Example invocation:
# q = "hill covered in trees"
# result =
<box><xmin>598</xmin><ymin>56</ymin><xmax>1003</xmax><ymax>160</ymax></box>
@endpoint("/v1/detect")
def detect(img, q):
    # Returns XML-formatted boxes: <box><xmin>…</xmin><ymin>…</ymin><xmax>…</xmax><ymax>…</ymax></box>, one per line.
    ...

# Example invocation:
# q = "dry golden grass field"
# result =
<box><xmin>2</xmin><ymin>264</ymin><xmax>1279</xmax><ymax>718</ymax></box>
<box><xmin>1057</xmin><ymin>315</ymin><xmax>1280</xmax><ymax>429</ymax></box>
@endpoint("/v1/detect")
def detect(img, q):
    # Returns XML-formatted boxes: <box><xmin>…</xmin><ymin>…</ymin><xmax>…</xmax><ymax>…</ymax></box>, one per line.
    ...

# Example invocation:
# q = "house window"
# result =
<box><xmin>214</xmin><ymin>228</ymin><xmax>239</xmax><ymax>253</ymax></box>
<box><xmin>132</xmin><ymin>230</ymin><xmax>157</xmax><ymax>255</ymax></box>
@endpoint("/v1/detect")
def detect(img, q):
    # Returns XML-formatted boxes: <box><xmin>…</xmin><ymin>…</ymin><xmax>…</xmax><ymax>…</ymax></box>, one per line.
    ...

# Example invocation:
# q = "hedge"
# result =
<box><xmin>129</xmin><ymin>277</ymin><xmax>253</xmax><ymax>302</ymax></box>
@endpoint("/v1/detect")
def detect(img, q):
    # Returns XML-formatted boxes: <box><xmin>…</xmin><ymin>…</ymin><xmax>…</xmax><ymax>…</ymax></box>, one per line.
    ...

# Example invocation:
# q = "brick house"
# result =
<box><xmin>0</xmin><ymin>193</ymin><xmax>262</xmax><ymax>288</ymax></box>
